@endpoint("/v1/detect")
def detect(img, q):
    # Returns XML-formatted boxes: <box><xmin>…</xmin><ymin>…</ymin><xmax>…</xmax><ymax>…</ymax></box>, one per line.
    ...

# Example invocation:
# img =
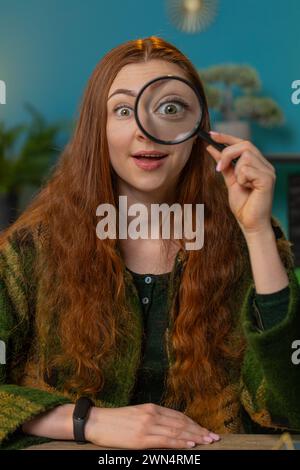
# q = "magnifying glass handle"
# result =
<box><xmin>199</xmin><ymin>130</ymin><xmax>239</xmax><ymax>166</ymax></box>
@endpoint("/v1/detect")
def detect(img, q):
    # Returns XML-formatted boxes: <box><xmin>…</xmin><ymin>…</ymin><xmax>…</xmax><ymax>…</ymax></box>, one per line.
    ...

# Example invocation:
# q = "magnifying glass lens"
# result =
<box><xmin>136</xmin><ymin>77</ymin><xmax>203</xmax><ymax>144</ymax></box>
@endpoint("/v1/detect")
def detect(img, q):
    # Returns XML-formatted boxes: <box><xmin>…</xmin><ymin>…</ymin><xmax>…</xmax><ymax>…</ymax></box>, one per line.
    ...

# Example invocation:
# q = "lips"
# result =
<box><xmin>131</xmin><ymin>153</ymin><xmax>169</xmax><ymax>171</ymax></box>
<box><xmin>132</xmin><ymin>150</ymin><xmax>169</xmax><ymax>160</ymax></box>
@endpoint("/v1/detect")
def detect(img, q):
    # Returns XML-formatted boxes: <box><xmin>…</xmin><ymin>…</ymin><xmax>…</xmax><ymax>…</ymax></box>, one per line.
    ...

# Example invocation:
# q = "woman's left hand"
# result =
<box><xmin>206</xmin><ymin>131</ymin><xmax>276</xmax><ymax>237</ymax></box>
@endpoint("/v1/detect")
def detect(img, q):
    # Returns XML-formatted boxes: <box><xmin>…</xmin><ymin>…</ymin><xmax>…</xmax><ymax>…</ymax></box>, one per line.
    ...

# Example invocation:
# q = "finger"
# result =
<box><xmin>157</xmin><ymin>406</ymin><xmax>209</xmax><ymax>432</ymax></box>
<box><xmin>148</xmin><ymin>424</ymin><xmax>216</xmax><ymax>445</ymax></box>
<box><xmin>234</xmin><ymin>157</ymin><xmax>275</xmax><ymax>181</ymax></box>
<box><xmin>235</xmin><ymin>164</ymin><xmax>275</xmax><ymax>190</ymax></box>
<box><xmin>231</xmin><ymin>151</ymin><xmax>275</xmax><ymax>178</ymax></box>
<box><xmin>219</xmin><ymin>145</ymin><xmax>274</xmax><ymax>173</ymax></box>
<box><xmin>155</xmin><ymin>414</ymin><xmax>213</xmax><ymax>438</ymax></box>
<box><xmin>143</xmin><ymin>434</ymin><xmax>198</xmax><ymax>449</ymax></box>
<box><xmin>156</xmin><ymin>405</ymin><xmax>219</xmax><ymax>440</ymax></box>
<box><xmin>221</xmin><ymin>142</ymin><xmax>260</xmax><ymax>167</ymax></box>
<box><xmin>227</xmin><ymin>143</ymin><xmax>274</xmax><ymax>171</ymax></box>
<box><xmin>209</xmin><ymin>133</ymin><xmax>275</xmax><ymax>172</ymax></box>
<box><xmin>206</xmin><ymin>145</ymin><xmax>236</xmax><ymax>187</ymax></box>
<box><xmin>206</xmin><ymin>143</ymin><xmax>251</xmax><ymax>175</ymax></box>
<box><xmin>206</xmin><ymin>143</ymin><xmax>221</xmax><ymax>165</ymax></box>
<box><xmin>158</xmin><ymin>408</ymin><xmax>220</xmax><ymax>441</ymax></box>
<box><xmin>156</xmin><ymin>405</ymin><xmax>194</xmax><ymax>422</ymax></box>
<box><xmin>209</xmin><ymin>130</ymin><xmax>244</xmax><ymax>145</ymax></box>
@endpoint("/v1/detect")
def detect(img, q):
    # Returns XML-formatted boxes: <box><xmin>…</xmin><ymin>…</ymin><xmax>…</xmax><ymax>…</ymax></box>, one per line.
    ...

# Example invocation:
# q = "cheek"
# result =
<box><xmin>174</xmin><ymin>142</ymin><xmax>193</xmax><ymax>170</ymax></box>
<box><xmin>106</xmin><ymin>120</ymin><xmax>132</xmax><ymax>156</ymax></box>
<box><xmin>106</xmin><ymin>121</ymin><xmax>133</xmax><ymax>177</ymax></box>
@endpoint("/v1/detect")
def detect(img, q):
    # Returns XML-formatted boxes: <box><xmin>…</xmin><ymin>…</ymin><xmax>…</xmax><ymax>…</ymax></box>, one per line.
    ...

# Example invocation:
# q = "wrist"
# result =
<box><xmin>61</xmin><ymin>404</ymin><xmax>76</xmax><ymax>440</ymax></box>
<box><xmin>22</xmin><ymin>403</ymin><xmax>75</xmax><ymax>440</ymax></box>
<box><xmin>84</xmin><ymin>406</ymin><xmax>98</xmax><ymax>443</ymax></box>
<box><xmin>243</xmin><ymin>225</ymin><xmax>275</xmax><ymax>246</ymax></box>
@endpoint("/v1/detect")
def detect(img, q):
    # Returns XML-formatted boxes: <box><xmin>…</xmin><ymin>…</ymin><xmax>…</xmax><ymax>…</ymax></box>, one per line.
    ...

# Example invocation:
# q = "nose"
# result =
<box><xmin>134</xmin><ymin>122</ymin><xmax>153</xmax><ymax>143</ymax></box>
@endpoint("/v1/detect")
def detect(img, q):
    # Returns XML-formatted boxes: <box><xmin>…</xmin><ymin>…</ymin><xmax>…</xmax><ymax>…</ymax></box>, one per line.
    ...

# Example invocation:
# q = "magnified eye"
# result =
<box><xmin>155</xmin><ymin>98</ymin><xmax>189</xmax><ymax>116</ymax></box>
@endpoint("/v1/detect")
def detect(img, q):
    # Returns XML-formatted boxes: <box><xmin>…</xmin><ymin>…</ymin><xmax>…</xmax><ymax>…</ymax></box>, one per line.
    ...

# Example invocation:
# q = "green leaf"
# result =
<box><xmin>0</xmin><ymin>103</ymin><xmax>70</xmax><ymax>194</ymax></box>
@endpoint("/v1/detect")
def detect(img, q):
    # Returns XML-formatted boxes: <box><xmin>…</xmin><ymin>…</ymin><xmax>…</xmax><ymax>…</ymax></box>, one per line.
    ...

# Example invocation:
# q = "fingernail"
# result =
<box><xmin>187</xmin><ymin>441</ymin><xmax>196</xmax><ymax>448</ymax></box>
<box><xmin>203</xmin><ymin>436</ymin><xmax>213</xmax><ymax>444</ymax></box>
<box><xmin>209</xmin><ymin>130</ymin><xmax>219</xmax><ymax>135</ymax></box>
<box><xmin>216</xmin><ymin>161</ymin><xmax>222</xmax><ymax>172</ymax></box>
<box><xmin>209</xmin><ymin>432</ymin><xmax>220</xmax><ymax>441</ymax></box>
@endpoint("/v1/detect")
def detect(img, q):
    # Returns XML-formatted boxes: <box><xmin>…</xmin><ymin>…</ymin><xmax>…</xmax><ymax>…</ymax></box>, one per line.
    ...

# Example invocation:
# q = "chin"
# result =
<box><xmin>132</xmin><ymin>182</ymin><xmax>164</xmax><ymax>194</ymax></box>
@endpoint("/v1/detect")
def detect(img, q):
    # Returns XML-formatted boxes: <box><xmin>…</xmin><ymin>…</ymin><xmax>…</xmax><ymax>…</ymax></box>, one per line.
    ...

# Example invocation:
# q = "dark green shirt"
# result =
<box><xmin>127</xmin><ymin>267</ymin><xmax>290</xmax><ymax>405</ymax></box>
<box><xmin>126</xmin><ymin>268</ymin><xmax>171</xmax><ymax>405</ymax></box>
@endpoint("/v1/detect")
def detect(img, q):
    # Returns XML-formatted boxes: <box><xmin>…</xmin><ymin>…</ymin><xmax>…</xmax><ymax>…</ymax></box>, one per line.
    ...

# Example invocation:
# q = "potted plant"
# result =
<box><xmin>198</xmin><ymin>64</ymin><xmax>284</xmax><ymax>139</ymax></box>
<box><xmin>0</xmin><ymin>104</ymin><xmax>68</xmax><ymax>230</ymax></box>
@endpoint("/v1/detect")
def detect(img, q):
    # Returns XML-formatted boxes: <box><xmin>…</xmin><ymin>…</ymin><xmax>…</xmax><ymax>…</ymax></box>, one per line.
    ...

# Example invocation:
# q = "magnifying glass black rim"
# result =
<box><xmin>134</xmin><ymin>75</ymin><xmax>205</xmax><ymax>146</ymax></box>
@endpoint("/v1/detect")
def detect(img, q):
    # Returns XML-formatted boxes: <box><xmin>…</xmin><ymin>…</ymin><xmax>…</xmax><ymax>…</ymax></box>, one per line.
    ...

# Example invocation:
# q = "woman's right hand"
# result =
<box><xmin>85</xmin><ymin>403</ymin><xmax>220</xmax><ymax>449</ymax></box>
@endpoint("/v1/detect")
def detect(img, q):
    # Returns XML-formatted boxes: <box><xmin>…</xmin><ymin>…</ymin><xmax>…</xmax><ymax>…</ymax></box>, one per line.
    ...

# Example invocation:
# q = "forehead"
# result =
<box><xmin>108</xmin><ymin>60</ymin><xmax>188</xmax><ymax>95</ymax></box>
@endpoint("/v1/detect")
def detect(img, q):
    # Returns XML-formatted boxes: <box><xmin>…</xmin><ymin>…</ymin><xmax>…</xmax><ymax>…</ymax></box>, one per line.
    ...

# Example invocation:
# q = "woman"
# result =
<box><xmin>0</xmin><ymin>36</ymin><xmax>299</xmax><ymax>450</ymax></box>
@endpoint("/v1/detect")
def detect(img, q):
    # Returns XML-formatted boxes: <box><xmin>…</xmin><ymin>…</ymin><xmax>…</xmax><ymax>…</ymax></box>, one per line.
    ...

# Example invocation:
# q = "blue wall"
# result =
<box><xmin>1</xmin><ymin>0</ymin><xmax>300</xmax><ymax>240</ymax></box>
<box><xmin>0</xmin><ymin>0</ymin><xmax>299</xmax><ymax>153</ymax></box>
<box><xmin>272</xmin><ymin>162</ymin><xmax>300</xmax><ymax>235</ymax></box>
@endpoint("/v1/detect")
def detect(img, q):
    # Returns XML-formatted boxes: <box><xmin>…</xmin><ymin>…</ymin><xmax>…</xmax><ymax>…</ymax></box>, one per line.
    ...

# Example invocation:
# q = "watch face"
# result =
<box><xmin>74</xmin><ymin>415</ymin><xmax>85</xmax><ymax>421</ymax></box>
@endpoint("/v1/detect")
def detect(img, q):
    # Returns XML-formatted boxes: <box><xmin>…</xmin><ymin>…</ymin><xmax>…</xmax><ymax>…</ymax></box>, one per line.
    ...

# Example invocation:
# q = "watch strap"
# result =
<box><xmin>72</xmin><ymin>396</ymin><xmax>94</xmax><ymax>444</ymax></box>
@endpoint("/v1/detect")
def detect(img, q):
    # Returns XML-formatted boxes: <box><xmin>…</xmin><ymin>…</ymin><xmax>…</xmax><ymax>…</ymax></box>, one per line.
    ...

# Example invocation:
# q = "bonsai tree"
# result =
<box><xmin>199</xmin><ymin>64</ymin><xmax>284</xmax><ymax>127</ymax></box>
<box><xmin>0</xmin><ymin>104</ymin><xmax>68</xmax><ymax>229</ymax></box>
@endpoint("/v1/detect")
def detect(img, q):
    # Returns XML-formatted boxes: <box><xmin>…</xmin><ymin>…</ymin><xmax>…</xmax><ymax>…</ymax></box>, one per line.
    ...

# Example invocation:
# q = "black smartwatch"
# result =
<box><xmin>72</xmin><ymin>396</ymin><xmax>94</xmax><ymax>444</ymax></box>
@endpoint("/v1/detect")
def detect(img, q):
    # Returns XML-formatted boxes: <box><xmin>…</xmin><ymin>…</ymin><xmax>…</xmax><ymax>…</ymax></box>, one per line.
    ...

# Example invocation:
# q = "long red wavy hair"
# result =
<box><xmin>0</xmin><ymin>36</ymin><xmax>250</xmax><ymax>428</ymax></box>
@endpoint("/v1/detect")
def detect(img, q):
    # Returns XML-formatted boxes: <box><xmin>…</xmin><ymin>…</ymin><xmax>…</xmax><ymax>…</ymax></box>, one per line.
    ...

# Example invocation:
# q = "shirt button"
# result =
<box><xmin>142</xmin><ymin>297</ymin><xmax>149</xmax><ymax>305</ymax></box>
<box><xmin>144</xmin><ymin>276</ymin><xmax>152</xmax><ymax>284</ymax></box>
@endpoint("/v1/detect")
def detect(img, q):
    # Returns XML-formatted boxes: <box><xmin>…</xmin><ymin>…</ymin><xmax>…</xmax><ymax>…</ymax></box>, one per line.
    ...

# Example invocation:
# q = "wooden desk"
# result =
<box><xmin>26</xmin><ymin>434</ymin><xmax>298</xmax><ymax>450</ymax></box>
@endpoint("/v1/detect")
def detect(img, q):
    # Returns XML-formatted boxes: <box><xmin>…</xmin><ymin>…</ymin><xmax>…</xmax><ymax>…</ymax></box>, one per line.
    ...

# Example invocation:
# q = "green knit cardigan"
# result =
<box><xmin>0</xmin><ymin>218</ymin><xmax>300</xmax><ymax>450</ymax></box>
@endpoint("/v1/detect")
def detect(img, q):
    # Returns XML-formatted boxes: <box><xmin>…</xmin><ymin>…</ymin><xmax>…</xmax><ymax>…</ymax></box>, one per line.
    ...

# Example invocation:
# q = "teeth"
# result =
<box><xmin>135</xmin><ymin>154</ymin><xmax>166</xmax><ymax>158</ymax></box>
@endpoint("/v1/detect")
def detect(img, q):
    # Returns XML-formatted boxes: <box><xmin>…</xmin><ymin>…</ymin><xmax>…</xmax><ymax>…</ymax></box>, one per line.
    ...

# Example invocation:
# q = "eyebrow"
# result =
<box><xmin>107</xmin><ymin>89</ymin><xmax>137</xmax><ymax>101</ymax></box>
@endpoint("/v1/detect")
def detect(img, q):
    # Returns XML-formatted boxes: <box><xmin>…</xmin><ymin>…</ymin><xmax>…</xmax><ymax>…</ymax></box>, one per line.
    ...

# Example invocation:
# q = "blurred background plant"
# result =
<box><xmin>0</xmin><ymin>104</ymin><xmax>69</xmax><ymax>230</ymax></box>
<box><xmin>199</xmin><ymin>64</ymin><xmax>284</xmax><ymax>138</ymax></box>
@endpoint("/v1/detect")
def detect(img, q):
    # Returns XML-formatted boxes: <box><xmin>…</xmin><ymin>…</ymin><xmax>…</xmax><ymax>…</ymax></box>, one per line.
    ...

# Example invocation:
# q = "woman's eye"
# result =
<box><xmin>114</xmin><ymin>105</ymin><xmax>133</xmax><ymax>118</ymax></box>
<box><xmin>156</xmin><ymin>100</ymin><xmax>188</xmax><ymax>116</ymax></box>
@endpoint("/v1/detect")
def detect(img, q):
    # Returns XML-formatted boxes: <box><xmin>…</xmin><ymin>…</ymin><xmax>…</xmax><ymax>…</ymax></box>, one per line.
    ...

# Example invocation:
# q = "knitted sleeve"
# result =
<box><xmin>240</xmin><ymin>217</ymin><xmax>300</xmax><ymax>432</ymax></box>
<box><xmin>0</xmin><ymin>230</ymin><xmax>73</xmax><ymax>450</ymax></box>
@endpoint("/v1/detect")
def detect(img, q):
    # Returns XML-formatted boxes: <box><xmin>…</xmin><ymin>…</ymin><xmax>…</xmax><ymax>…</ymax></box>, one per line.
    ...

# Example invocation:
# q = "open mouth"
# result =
<box><xmin>132</xmin><ymin>154</ymin><xmax>168</xmax><ymax>161</ymax></box>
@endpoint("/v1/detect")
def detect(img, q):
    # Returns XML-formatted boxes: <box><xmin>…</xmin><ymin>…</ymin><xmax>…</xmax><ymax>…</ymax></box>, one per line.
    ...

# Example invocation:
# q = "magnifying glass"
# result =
<box><xmin>134</xmin><ymin>75</ymin><xmax>239</xmax><ymax>166</ymax></box>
